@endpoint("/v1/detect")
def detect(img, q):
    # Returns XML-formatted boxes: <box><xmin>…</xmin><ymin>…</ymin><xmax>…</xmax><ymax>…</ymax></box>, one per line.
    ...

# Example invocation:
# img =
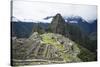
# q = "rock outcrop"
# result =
<box><xmin>50</xmin><ymin>13</ymin><xmax>66</xmax><ymax>35</ymax></box>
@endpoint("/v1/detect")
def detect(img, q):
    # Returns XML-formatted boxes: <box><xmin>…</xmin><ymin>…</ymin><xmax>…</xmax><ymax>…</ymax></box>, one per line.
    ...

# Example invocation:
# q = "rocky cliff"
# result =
<box><xmin>50</xmin><ymin>13</ymin><xmax>66</xmax><ymax>35</ymax></box>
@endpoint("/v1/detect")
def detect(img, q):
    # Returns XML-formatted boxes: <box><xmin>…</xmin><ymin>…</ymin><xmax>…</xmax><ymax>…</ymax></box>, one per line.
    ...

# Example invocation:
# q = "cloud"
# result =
<box><xmin>13</xmin><ymin>0</ymin><xmax>97</xmax><ymax>22</ymax></box>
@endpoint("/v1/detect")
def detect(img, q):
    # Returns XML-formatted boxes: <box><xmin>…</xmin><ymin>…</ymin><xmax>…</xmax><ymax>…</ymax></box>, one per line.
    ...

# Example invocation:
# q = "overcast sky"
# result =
<box><xmin>12</xmin><ymin>0</ymin><xmax>97</xmax><ymax>22</ymax></box>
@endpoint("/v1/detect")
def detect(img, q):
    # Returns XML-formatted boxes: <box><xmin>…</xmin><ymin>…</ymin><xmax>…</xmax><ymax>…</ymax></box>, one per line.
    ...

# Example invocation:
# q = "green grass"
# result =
<box><xmin>40</xmin><ymin>33</ymin><xmax>80</xmax><ymax>62</ymax></box>
<box><xmin>41</xmin><ymin>33</ymin><xmax>64</xmax><ymax>51</ymax></box>
<box><xmin>41</xmin><ymin>34</ymin><xmax>56</xmax><ymax>45</ymax></box>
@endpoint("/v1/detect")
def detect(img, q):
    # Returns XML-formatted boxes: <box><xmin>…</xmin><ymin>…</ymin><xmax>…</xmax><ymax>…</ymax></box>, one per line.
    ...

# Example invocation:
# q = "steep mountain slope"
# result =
<box><xmin>11</xmin><ymin>22</ymin><xmax>34</xmax><ymax>38</ymax></box>
<box><xmin>64</xmin><ymin>16</ymin><xmax>97</xmax><ymax>35</ymax></box>
<box><xmin>11</xmin><ymin>22</ymin><xmax>49</xmax><ymax>38</ymax></box>
<box><xmin>65</xmin><ymin>16</ymin><xmax>91</xmax><ymax>34</ymax></box>
<box><xmin>89</xmin><ymin>19</ymin><xmax>97</xmax><ymax>33</ymax></box>
<box><xmin>50</xmin><ymin>13</ymin><xmax>66</xmax><ymax>35</ymax></box>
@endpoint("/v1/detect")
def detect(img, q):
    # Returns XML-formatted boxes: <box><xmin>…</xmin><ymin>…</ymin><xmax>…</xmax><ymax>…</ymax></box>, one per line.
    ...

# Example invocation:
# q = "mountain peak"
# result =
<box><xmin>55</xmin><ymin>13</ymin><xmax>62</xmax><ymax>17</ymax></box>
<box><xmin>54</xmin><ymin>13</ymin><xmax>63</xmax><ymax>20</ymax></box>
<box><xmin>50</xmin><ymin>13</ymin><xmax>66</xmax><ymax>35</ymax></box>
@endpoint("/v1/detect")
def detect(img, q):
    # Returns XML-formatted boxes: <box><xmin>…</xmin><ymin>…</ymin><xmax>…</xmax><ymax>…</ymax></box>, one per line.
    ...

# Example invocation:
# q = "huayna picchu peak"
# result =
<box><xmin>50</xmin><ymin>13</ymin><xmax>66</xmax><ymax>35</ymax></box>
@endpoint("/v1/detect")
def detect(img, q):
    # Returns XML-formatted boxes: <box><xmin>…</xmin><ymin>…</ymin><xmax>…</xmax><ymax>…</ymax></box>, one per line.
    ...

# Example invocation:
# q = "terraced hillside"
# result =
<box><xmin>12</xmin><ymin>32</ymin><xmax>81</xmax><ymax>66</ymax></box>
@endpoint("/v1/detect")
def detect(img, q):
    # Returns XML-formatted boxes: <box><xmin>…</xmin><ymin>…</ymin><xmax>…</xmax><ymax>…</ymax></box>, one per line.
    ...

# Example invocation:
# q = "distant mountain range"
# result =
<box><xmin>11</xmin><ymin>15</ymin><xmax>97</xmax><ymax>37</ymax></box>
<box><xmin>11</xmin><ymin>22</ymin><xmax>49</xmax><ymax>38</ymax></box>
<box><xmin>64</xmin><ymin>16</ymin><xmax>97</xmax><ymax>34</ymax></box>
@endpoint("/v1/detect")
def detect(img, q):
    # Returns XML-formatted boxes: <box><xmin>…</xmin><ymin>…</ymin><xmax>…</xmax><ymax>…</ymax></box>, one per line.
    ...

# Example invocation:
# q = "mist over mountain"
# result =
<box><xmin>61</xmin><ymin>15</ymin><xmax>96</xmax><ymax>34</ymax></box>
<box><xmin>11</xmin><ymin>14</ymin><xmax>97</xmax><ymax>38</ymax></box>
<box><xmin>12</xmin><ymin>14</ymin><xmax>97</xmax><ymax>37</ymax></box>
